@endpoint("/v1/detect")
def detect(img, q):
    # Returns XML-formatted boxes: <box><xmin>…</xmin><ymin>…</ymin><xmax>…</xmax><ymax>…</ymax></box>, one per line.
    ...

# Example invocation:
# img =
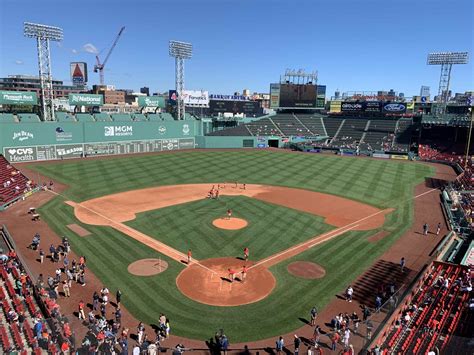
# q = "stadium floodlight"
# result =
<box><xmin>23</xmin><ymin>22</ymin><xmax>63</xmax><ymax>121</ymax></box>
<box><xmin>169</xmin><ymin>40</ymin><xmax>193</xmax><ymax>120</ymax></box>
<box><xmin>427</xmin><ymin>51</ymin><xmax>469</xmax><ymax>115</ymax></box>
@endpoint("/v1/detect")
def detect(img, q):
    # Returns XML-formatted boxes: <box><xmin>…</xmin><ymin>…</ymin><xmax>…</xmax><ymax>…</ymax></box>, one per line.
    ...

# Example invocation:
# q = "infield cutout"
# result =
<box><xmin>176</xmin><ymin>257</ymin><xmax>275</xmax><ymax>306</ymax></box>
<box><xmin>67</xmin><ymin>223</ymin><xmax>91</xmax><ymax>237</ymax></box>
<box><xmin>128</xmin><ymin>258</ymin><xmax>168</xmax><ymax>276</ymax></box>
<box><xmin>287</xmin><ymin>261</ymin><xmax>326</xmax><ymax>279</ymax></box>
<box><xmin>212</xmin><ymin>217</ymin><xmax>248</xmax><ymax>230</ymax></box>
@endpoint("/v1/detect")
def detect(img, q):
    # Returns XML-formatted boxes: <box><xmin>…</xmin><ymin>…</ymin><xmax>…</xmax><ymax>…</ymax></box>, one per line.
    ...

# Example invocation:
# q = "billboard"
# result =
<box><xmin>0</xmin><ymin>91</ymin><xmax>37</xmax><ymax>105</ymax></box>
<box><xmin>382</xmin><ymin>102</ymin><xmax>407</xmax><ymax>114</ymax></box>
<box><xmin>209</xmin><ymin>100</ymin><xmax>263</xmax><ymax>116</ymax></box>
<box><xmin>168</xmin><ymin>90</ymin><xmax>177</xmax><ymax>106</ymax></box>
<box><xmin>365</xmin><ymin>101</ymin><xmax>382</xmax><ymax>112</ymax></box>
<box><xmin>341</xmin><ymin>102</ymin><xmax>366</xmax><ymax>112</ymax></box>
<box><xmin>279</xmin><ymin>83</ymin><xmax>317</xmax><ymax>108</ymax></box>
<box><xmin>329</xmin><ymin>101</ymin><xmax>342</xmax><ymax>113</ymax></box>
<box><xmin>138</xmin><ymin>96</ymin><xmax>165</xmax><ymax>108</ymax></box>
<box><xmin>70</xmin><ymin>62</ymin><xmax>88</xmax><ymax>85</ymax></box>
<box><xmin>270</xmin><ymin>84</ymin><xmax>280</xmax><ymax>109</ymax></box>
<box><xmin>182</xmin><ymin>90</ymin><xmax>209</xmax><ymax>106</ymax></box>
<box><xmin>69</xmin><ymin>93</ymin><xmax>103</xmax><ymax>106</ymax></box>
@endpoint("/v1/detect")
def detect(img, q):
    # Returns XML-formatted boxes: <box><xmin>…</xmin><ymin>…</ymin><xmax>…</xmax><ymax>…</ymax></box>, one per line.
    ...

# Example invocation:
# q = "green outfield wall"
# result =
<box><xmin>0</xmin><ymin>121</ymin><xmax>198</xmax><ymax>162</ymax></box>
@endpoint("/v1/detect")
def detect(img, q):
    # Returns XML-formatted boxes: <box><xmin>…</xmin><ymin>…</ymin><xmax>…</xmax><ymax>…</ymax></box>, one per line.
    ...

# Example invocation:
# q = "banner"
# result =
<box><xmin>0</xmin><ymin>91</ymin><xmax>37</xmax><ymax>105</ymax></box>
<box><xmin>138</xmin><ymin>96</ymin><xmax>165</xmax><ymax>108</ymax></box>
<box><xmin>382</xmin><ymin>102</ymin><xmax>406</xmax><ymax>114</ymax></box>
<box><xmin>69</xmin><ymin>93</ymin><xmax>103</xmax><ymax>106</ymax></box>
<box><xmin>390</xmin><ymin>154</ymin><xmax>409</xmax><ymax>160</ymax></box>
<box><xmin>341</xmin><ymin>102</ymin><xmax>366</xmax><ymax>112</ymax></box>
<box><xmin>70</xmin><ymin>62</ymin><xmax>88</xmax><ymax>85</ymax></box>
<box><xmin>168</xmin><ymin>90</ymin><xmax>177</xmax><ymax>106</ymax></box>
<box><xmin>182</xmin><ymin>90</ymin><xmax>209</xmax><ymax>106</ymax></box>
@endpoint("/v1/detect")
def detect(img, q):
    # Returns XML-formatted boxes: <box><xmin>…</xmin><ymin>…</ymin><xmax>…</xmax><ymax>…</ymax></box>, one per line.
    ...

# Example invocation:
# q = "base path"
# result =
<box><xmin>176</xmin><ymin>257</ymin><xmax>275</xmax><ymax>306</ymax></box>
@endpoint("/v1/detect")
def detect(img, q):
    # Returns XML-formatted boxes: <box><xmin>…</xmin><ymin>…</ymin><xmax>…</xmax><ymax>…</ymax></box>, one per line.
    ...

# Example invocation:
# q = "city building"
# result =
<box><xmin>0</xmin><ymin>74</ymin><xmax>87</xmax><ymax>98</ymax></box>
<box><xmin>420</xmin><ymin>85</ymin><xmax>430</xmax><ymax>97</ymax></box>
<box><xmin>140</xmin><ymin>87</ymin><xmax>150</xmax><ymax>96</ymax></box>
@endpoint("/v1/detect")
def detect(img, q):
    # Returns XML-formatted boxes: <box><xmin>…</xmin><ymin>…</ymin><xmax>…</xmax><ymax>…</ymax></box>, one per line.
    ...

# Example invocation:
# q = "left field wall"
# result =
<box><xmin>0</xmin><ymin>121</ymin><xmax>200</xmax><ymax>162</ymax></box>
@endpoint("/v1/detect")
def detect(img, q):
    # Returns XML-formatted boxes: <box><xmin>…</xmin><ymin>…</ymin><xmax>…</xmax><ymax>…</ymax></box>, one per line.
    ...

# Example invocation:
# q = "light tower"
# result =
<box><xmin>169</xmin><ymin>40</ymin><xmax>192</xmax><ymax>120</ymax></box>
<box><xmin>427</xmin><ymin>51</ymin><xmax>469</xmax><ymax>115</ymax></box>
<box><xmin>24</xmin><ymin>22</ymin><xmax>63</xmax><ymax>121</ymax></box>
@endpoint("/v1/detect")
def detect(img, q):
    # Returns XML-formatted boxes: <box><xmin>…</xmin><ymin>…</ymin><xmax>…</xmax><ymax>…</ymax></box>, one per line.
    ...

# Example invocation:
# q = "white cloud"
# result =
<box><xmin>71</xmin><ymin>49</ymin><xmax>78</xmax><ymax>54</ymax></box>
<box><xmin>15</xmin><ymin>60</ymin><xmax>24</xmax><ymax>65</ymax></box>
<box><xmin>82</xmin><ymin>43</ymin><xmax>98</xmax><ymax>54</ymax></box>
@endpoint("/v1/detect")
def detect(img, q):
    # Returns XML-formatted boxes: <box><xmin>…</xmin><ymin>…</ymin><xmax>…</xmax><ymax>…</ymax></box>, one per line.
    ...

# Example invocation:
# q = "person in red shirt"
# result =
<box><xmin>187</xmin><ymin>249</ymin><xmax>192</xmax><ymax>264</ymax></box>
<box><xmin>331</xmin><ymin>332</ymin><xmax>340</xmax><ymax>351</ymax></box>
<box><xmin>243</xmin><ymin>247</ymin><xmax>249</xmax><ymax>261</ymax></box>
<box><xmin>61</xmin><ymin>341</ymin><xmax>70</xmax><ymax>352</ymax></box>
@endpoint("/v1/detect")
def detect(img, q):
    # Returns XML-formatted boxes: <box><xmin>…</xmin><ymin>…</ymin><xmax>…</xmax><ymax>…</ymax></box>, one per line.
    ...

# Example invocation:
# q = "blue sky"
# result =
<box><xmin>0</xmin><ymin>0</ymin><xmax>472</xmax><ymax>97</ymax></box>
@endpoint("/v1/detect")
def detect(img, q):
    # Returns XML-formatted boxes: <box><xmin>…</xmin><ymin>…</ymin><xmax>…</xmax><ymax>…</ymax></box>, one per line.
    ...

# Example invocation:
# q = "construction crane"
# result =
<box><xmin>93</xmin><ymin>26</ymin><xmax>125</xmax><ymax>85</ymax></box>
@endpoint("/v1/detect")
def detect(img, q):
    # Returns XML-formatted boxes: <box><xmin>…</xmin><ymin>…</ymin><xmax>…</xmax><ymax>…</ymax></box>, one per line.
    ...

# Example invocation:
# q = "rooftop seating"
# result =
<box><xmin>111</xmin><ymin>113</ymin><xmax>132</xmax><ymax>122</ymax></box>
<box><xmin>147</xmin><ymin>113</ymin><xmax>161</xmax><ymax>121</ymax></box>
<box><xmin>55</xmin><ymin>112</ymin><xmax>76</xmax><ymax>122</ymax></box>
<box><xmin>75</xmin><ymin>113</ymin><xmax>95</xmax><ymax>122</ymax></box>
<box><xmin>132</xmin><ymin>113</ymin><xmax>147</xmax><ymax>121</ymax></box>
<box><xmin>160</xmin><ymin>113</ymin><xmax>174</xmax><ymax>121</ymax></box>
<box><xmin>94</xmin><ymin>113</ymin><xmax>111</xmax><ymax>122</ymax></box>
<box><xmin>17</xmin><ymin>114</ymin><xmax>40</xmax><ymax>123</ymax></box>
<box><xmin>0</xmin><ymin>113</ymin><xmax>16</xmax><ymax>123</ymax></box>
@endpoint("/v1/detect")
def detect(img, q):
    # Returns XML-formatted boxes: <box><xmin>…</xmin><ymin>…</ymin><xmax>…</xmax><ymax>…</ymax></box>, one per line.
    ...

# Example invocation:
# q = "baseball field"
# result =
<box><xmin>30</xmin><ymin>150</ymin><xmax>433</xmax><ymax>342</ymax></box>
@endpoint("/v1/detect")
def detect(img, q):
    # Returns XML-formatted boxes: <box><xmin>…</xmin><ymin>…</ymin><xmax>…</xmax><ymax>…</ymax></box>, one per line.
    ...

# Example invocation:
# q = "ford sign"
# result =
<box><xmin>383</xmin><ymin>103</ymin><xmax>406</xmax><ymax>112</ymax></box>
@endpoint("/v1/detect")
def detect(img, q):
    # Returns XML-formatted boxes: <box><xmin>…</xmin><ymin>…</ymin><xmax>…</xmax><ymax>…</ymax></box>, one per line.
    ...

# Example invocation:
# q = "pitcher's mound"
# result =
<box><xmin>128</xmin><ymin>259</ymin><xmax>168</xmax><ymax>276</ymax></box>
<box><xmin>176</xmin><ymin>257</ymin><xmax>275</xmax><ymax>306</ymax></box>
<box><xmin>212</xmin><ymin>217</ymin><xmax>248</xmax><ymax>230</ymax></box>
<box><xmin>287</xmin><ymin>261</ymin><xmax>326</xmax><ymax>279</ymax></box>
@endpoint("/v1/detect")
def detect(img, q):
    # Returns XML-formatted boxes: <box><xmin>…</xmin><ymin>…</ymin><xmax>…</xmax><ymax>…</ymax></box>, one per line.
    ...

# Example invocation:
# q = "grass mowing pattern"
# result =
<box><xmin>126</xmin><ymin>195</ymin><xmax>334</xmax><ymax>260</ymax></box>
<box><xmin>34</xmin><ymin>150</ymin><xmax>434</xmax><ymax>342</ymax></box>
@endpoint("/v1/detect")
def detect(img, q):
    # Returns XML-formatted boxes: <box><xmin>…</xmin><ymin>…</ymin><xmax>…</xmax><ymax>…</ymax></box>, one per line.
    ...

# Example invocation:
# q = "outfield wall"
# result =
<box><xmin>0</xmin><ymin>121</ymin><xmax>198</xmax><ymax>162</ymax></box>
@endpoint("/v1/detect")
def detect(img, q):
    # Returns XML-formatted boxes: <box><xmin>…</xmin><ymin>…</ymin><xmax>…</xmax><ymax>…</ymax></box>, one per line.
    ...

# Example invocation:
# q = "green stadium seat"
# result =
<box><xmin>132</xmin><ymin>113</ymin><xmax>147</xmax><ymax>121</ymax></box>
<box><xmin>0</xmin><ymin>113</ymin><xmax>16</xmax><ymax>123</ymax></box>
<box><xmin>94</xmin><ymin>113</ymin><xmax>111</xmax><ymax>122</ymax></box>
<box><xmin>17</xmin><ymin>113</ymin><xmax>40</xmax><ymax>122</ymax></box>
<box><xmin>55</xmin><ymin>112</ymin><xmax>76</xmax><ymax>122</ymax></box>
<box><xmin>75</xmin><ymin>113</ymin><xmax>95</xmax><ymax>122</ymax></box>
<box><xmin>160</xmin><ymin>112</ymin><xmax>174</xmax><ymax>121</ymax></box>
<box><xmin>147</xmin><ymin>113</ymin><xmax>161</xmax><ymax>121</ymax></box>
<box><xmin>111</xmin><ymin>113</ymin><xmax>132</xmax><ymax>122</ymax></box>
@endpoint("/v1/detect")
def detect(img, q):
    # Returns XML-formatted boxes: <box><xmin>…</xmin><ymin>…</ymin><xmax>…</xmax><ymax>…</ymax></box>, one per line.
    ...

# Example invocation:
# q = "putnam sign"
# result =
<box><xmin>0</xmin><ymin>91</ymin><xmax>37</xmax><ymax>105</ymax></box>
<box><xmin>69</xmin><ymin>93</ymin><xmax>103</xmax><ymax>106</ymax></box>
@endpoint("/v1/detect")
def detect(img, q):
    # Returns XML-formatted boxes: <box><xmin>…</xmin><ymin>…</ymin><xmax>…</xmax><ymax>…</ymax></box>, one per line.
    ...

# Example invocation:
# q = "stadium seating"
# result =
<box><xmin>55</xmin><ymin>112</ymin><xmax>76</xmax><ymax>122</ymax></box>
<box><xmin>0</xmin><ymin>113</ymin><xmax>16</xmax><ymax>123</ymax></box>
<box><xmin>271</xmin><ymin>114</ymin><xmax>314</xmax><ymax>136</ymax></box>
<box><xmin>94</xmin><ymin>113</ymin><xmax>111</xmax><ymax>122</ymax></box>
<box><xmin>322</xmin><ymin>117</ymin><xmax>345</xmax><ymax>137</ymax></box>
<box><xmin>160</xmin><ymin>113</ymin><xmax>174</xmax><ymax>121</ymax></box>
<box><xmin>0</xmin><ymin>155</ymin><xmax>35</xmax><ymax>206</ymax></box>
<box><xmin>75</xmin><ymin>113</ymin><xmax>95</xmax><ymax>122</ymax></box>
<box><xmin>393</xmin><ymin>118</ymin><xmax>413</xmax><ymax>152</ymax></box>
<box><xmin>206</xmin><ymin>124</ymin><xmax>252</xmax><ymax>136</ymax></box>
<box><xmin>329</xmin><ymin>118</ymin><xmax>368</xmax><ymax>148</ymax></box>
<box><xmin>17</xmin><ymin>114</ymin><xmax>40</xmax><ymax>123</ymax></box>
<box><xmin>296</xmin><ymin>114</ymin><xmax>327</xmax><ymax>136</ymax></box>
<box><xmin>378</xmin><ymin>262</ymin><xmax>472</xmax><ymax>354</ymax></box>
<box><xmin>245</xmin><ymin>118</ymin><xmax>281</xmax><ymax>136</ymax></box>
<box><xmin>111</xmin><ymin>113</ymin><xmax>133</xmax><ymax>121</ymax></box>
<box><xmin>147</xmin><ymin>113</ymin><xmax>161</xmax><ymax>121</ymax></box>
<box><xmin>359</xmin><ymin>119</ymin><xmax>397</xmax><ymax>151</ymax></box>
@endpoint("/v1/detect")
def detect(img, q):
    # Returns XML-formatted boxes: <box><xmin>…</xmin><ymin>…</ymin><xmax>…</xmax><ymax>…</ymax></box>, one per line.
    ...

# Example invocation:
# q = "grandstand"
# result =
<box><xmin>0</xmin><ymin>155</ymin><xmax>35</xmax><ymax>208</ymax></box>
<box><xmin>375</xmin><ymin>262</ymin><xmax>472</xmax><ymax>354</ymax></box>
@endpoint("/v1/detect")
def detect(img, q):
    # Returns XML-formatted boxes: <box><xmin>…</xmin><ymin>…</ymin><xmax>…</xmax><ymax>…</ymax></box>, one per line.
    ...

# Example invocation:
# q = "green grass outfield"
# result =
<box><xmin>33</xmin><ymin>150</ymin><xmax>434</xmax><ymax>342</ymax></box>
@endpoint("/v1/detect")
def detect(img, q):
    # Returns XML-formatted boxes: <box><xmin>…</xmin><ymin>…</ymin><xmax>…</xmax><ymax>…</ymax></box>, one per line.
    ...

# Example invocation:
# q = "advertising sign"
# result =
<box><xmin>382</xmin><ymin>102</ymin><xmax>406</xmax><ymax>114</ymax></box>
<box><xmin>70</xmin><ymin>62</ymin><xmax>88</xmax><ymax>85</ymax></box>
<box><xmin>3</xmin><ymin>146</ymin><xmax>37</xmax><ymax>162</ymax></box>
<box><xmin>138</xmin><ymin>96</ymin><xmax>165</xmax><ymax>108</ymax></box>
<box><xmin>329</xmin><ymin>101</ymin><xmax>342</xmax><ymax>113</ymax></box>
<box><xmin>69</xmin><ymin>93</ymin><xmax>103</xmax><ymax>106</ymax></box>
<box><xmin>270</xmin><ymin>83</ymin><xmax>281</xmax><ymax>109</ymax></box>
<box><xmin>56</xmin><ymin>144</ymin><xmax>84</xmax><ymax>159</ymax></box>
<box><xmin>209</xmin><ymin>100</ymin><xmax>263</xmax><ymax>116</ymax></box>
<box><xmin>279</xmin><ymin>83</ymin><xmax>317</xmax><ymax>108</ymax></box>
<box><xmin>209</xmin><ymin>94</ymin><xmax>250</xmax><ymax>101</ymax></box>
<box><xmin>365</xmin><ymin>101</ymin><xmax>382</xmax><ymax>112</ymax></box>
<box><xmin>341</xmin><ymin>102</ymin><xmax>366</xmax><ymax>112</ymax></box>
<box><xmin>0</xmin><ymin>91</ymin><xmax>37</xmax><ymax>105</ymax></box>
<box><xmin>182</xmin><ymin>90</ymin><xmax>209</xmax><ymax>106</ymax></box>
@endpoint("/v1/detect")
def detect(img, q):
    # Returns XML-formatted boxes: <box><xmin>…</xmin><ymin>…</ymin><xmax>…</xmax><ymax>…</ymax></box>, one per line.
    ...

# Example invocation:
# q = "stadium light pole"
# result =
<box><xmin>465</xmin><ymin>97</ymin><xmax>474</xmax><ymax>169</ymax></box>
<box><xmin>169</xmin><ymin>40</ymin><xmax>192</xmax><ymax>120</ymax></box>
<box><xmin>427</xmin><ymin>52</ymin><xmax>469</xmax><ymax>116</ymax></box>
<box><xmin>24</xmin><ymin>22</ymin><xmax>63</xmax><ymax>121</ymax></box>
